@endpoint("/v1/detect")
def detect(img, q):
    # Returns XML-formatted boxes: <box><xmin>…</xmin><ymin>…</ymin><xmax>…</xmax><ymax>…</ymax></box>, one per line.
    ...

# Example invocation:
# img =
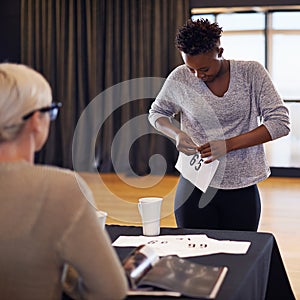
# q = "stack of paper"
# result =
<box><xmin>112</xmin><ymin>234</ymin><xmax>251</xmax><ymax>258</ymax></box>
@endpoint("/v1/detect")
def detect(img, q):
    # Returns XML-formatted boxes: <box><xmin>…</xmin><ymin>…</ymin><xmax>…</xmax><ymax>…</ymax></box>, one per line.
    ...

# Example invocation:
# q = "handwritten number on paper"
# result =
<box><xmin>189</xmin><ymin>153</ymin><xmax>204</xmax><ymax>171</ymax></box>
<box><xmin>147</xmin><ymin>240</ymin><xmax>168</xmax><ymax>245</ymax></box>
<box><xmin>188</xmin><ymin>243</ymin><xmax>208</xmax><ymax>248</ymax></box>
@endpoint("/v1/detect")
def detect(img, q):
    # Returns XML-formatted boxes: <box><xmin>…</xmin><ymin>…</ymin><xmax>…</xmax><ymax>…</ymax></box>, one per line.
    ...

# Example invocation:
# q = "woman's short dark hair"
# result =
<box><xmin>175</xmin><ymin>19</ymin><xmax>223</xmax><ymax>55</ymax></box>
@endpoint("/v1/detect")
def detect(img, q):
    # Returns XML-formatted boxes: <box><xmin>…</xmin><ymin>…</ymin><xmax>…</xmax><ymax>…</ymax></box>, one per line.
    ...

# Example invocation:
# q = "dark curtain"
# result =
<box><xmin>21</xmin><ymin>0</ymin><xmax>189</xmax><ymax>175</ymax></box>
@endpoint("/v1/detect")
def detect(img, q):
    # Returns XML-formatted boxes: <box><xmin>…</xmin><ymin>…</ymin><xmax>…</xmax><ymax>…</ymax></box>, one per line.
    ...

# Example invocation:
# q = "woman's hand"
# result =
<box><xmin>198</xmin><ymin>140</ymin><xmax>227</xmax><ymax>163</ymax></box>
<box><xmin>175</xmin><ymin>132</ymin><xmax>199</xmax><ymax>155</ymax></box>
<box><xmin>198</xmin><ymin>125</ymin><xmax>273</xmax><ymax>163</ymax></box>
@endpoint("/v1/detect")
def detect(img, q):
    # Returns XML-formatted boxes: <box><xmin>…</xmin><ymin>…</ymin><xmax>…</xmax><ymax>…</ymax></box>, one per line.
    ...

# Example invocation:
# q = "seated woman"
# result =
<box><xmin>0</xmin><ymin>63</ymin><xmax>127</xmax><ymax>300</ymax></box>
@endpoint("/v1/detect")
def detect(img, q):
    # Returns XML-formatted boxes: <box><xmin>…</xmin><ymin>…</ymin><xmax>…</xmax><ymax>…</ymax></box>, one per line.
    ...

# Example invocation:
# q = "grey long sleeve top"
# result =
<box><xmin>149</xmin><ymin>60</ymin><xmax>290</xmax><ymax>189</ymax></box>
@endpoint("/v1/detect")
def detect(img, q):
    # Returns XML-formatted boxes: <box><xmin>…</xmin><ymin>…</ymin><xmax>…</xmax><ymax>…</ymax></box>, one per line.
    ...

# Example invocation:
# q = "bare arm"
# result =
<box><xmin>155</xmin><ymin>117</ymin><xmax>198</xmax><ymax>155</ymax></box>
<box><xmin>198</xmin><ymin>125</ymin><xmax>272</xmax><ymax>163</ymax></box>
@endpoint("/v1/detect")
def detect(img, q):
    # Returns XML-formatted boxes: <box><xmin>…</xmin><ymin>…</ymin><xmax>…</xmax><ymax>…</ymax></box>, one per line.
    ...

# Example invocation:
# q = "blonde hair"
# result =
<box><xmin>0</xmin><ymin>63</ymin><xmax>52</xmax><ymax>142</ymax></box>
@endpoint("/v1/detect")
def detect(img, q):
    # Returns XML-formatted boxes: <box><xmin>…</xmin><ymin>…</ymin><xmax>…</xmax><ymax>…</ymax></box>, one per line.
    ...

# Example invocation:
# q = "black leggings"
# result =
<box><xmin>174</xmin><ymin>176</ymin><xmax>261</xmax><ymax>231</ymax></box>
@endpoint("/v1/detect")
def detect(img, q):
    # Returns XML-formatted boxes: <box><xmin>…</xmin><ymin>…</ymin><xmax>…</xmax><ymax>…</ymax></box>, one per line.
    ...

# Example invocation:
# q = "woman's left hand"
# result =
<box><xmin>198</xmin><ymin>140</ymin><xmax>227</xmax><ymax>163</ymax></box>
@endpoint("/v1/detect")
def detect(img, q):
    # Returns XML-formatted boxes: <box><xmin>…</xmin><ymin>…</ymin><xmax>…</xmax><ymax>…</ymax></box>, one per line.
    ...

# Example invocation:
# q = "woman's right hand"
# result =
<box><xmin>175</xmin><ymin>132</ymin><xmax>199</xmax><ymax>155</ymax></box>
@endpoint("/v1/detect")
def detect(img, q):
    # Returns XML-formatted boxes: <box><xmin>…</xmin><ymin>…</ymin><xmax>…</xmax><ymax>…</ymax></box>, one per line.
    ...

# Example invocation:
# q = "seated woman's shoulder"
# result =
<box><xmin>33</xmin><ymin>164</ymin><xmax>93</xmax><ymax>203</ymax></box>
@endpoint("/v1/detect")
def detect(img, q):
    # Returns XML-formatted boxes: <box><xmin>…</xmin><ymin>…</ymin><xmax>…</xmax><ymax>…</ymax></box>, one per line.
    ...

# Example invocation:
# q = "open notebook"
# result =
<box><xmin>123</xmin><ymin>245</ymin><xmax>228</xmax><ymax>298</ymax></box>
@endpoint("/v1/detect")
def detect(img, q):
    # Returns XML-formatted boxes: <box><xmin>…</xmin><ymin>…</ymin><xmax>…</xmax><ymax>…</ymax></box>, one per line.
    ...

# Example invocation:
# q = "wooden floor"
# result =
<box><xmin>80</xmin><ymin>172</ymin><xmax>300</xmax><ymax>299</ymax></box>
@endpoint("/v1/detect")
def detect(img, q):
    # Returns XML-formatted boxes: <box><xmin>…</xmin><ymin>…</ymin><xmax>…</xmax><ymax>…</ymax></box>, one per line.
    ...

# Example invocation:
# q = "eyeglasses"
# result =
<box><xmin>22</xmin><ymin>102</ymin><xmax>62</xmax><ymax>121</ymax></box>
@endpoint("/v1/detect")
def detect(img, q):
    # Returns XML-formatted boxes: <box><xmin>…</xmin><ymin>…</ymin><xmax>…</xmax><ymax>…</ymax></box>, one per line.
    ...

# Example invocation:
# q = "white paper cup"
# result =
<box><xmin>138</xmin><ymin>197</ymin><xmax>163</xmax><ymax>236</ymax></box>
<box><xmin>96</xmin><ymin>210</ymin><xmax>107</xmax><ymax>229</ymax></box>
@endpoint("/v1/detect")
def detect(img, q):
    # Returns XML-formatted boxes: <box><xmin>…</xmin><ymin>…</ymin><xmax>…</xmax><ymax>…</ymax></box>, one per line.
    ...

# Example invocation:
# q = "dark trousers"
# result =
<box><xmin>174</xmin><ymin>175</ymin><xmax>261</xmax><ymax>231</ymax></box>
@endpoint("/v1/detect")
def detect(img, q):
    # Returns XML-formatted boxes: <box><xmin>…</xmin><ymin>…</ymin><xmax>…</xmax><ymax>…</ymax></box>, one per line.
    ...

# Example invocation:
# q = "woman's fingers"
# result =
<box><xmin>198</xmin><ymin>140</ymin><xmax>227</xmax><ymax>162</ymax></box>
<box><xmin>176</xmin><ymin>132</ymin><xmax>198</xmax><ymax>155</ymax></box>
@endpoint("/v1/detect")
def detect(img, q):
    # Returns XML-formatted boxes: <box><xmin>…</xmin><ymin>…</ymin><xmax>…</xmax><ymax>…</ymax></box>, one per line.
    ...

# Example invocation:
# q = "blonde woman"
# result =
<box><xmin>0</xmin><ymin>63</ymin><xmax>127</xmax><ymax>300</ymax></box>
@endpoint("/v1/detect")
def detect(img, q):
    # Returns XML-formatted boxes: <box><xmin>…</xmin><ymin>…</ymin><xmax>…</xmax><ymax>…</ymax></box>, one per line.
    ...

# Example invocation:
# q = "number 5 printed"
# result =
<box><xmin>189</xmin><ymin>153</ymin><xmax>204</xmax><ymax>171</ymax></box>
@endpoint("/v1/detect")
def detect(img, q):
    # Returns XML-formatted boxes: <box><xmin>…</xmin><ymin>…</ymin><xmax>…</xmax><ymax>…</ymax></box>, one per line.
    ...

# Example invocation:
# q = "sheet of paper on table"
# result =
<box><xmin>112</xmin><ymin>234</ymin><xmax>251</xmax><ymax>257</ymax></box>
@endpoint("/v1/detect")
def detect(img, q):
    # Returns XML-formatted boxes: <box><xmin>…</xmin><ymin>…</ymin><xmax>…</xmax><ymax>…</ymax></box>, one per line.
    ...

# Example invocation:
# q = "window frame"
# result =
<box><xmin>191</xmin><ymin>6</ymin><xmax>300</xmax><ymax>102</ymax></box>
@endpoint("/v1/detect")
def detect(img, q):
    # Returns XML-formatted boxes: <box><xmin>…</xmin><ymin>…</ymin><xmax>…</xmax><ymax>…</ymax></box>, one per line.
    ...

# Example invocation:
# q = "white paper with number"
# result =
<box><xmin>175</xmin><ymin>152</ymin><xmax>219</xmax><ymax>192</ymax></box>
<box><xmin>112</xmin><ymin>234</ymin><xmax>251</xmax><ymax>257</ymax></box>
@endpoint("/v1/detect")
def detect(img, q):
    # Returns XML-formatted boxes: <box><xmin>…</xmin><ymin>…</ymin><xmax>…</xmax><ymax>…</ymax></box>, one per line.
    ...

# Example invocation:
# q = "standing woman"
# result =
<box><xmin>149</xmin><ymin>19</ymin><xmax>290</xmax><ymax>231</ymax></box>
